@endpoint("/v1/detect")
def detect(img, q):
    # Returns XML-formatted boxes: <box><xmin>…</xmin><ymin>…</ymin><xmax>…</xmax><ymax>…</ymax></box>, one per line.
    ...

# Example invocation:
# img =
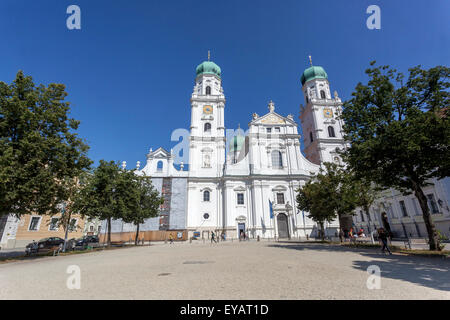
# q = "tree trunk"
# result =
<box><xmin>135</xmin><ymin>223</ymin><xmax>140</xmax><ymax>246</ymax></box>
<box><xmin>107</xmin><ymin>217</ymin><xmax>112</xmax><ymax>247</ymax></box>
<box><xmin>320</xmin><ymin>222</ymin><xmax>325</xmax><ymax>240</ymax></box>
<box><xmin>411</xmin><ymin>181</ymin><xmax>440</xmax><ymax>251</ymax></box>
<box><xmin>363</xmin><ymin>205</ymin><xmax>371</xmax><ymax>234</ymax></box>
<box><xmin>63</xmin><ymin>212</ymin><xmax>71</xmax><ymax>252</ymax></box>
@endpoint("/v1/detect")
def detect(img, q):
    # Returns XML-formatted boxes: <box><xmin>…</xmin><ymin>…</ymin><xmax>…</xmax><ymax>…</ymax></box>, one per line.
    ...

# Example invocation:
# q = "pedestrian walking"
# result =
<box><xmin>169</xmin><ymin>233</ymin><xmax>174</xmax><ymax>244</ymax></box>
<box><xmin>339</xmin><ymin>229</ymin><xmax>344</xmax><ymax>243</ymax></box>
<box><xmin>211</xmin><ymin>231</ymin><xmax>217</xmax><ymax>244</ymax></box>
<box><xmin>378</xmin><ymin>228</ymin><xmax>392</xmax><ymax>255</ymax></box>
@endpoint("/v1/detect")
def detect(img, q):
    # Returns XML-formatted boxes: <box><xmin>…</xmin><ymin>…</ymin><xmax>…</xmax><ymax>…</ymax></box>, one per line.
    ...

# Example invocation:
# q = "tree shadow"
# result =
<box><xmin>267</xmin><ymin>242</ymin><xmax>450</xmax><ymax>292</ymax></box>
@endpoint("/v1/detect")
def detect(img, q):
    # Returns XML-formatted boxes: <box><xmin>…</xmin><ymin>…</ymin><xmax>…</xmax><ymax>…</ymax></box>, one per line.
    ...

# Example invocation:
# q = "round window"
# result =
<box><xmin>203</xmin><ymin>213</ymin><xmax>210</xmax><ymax>220</ymax></box>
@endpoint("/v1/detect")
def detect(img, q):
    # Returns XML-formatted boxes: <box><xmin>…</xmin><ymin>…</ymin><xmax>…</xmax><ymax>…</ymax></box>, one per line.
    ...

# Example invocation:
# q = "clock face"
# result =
<box><xmin>323</xmin><ymin>108</ymin><xmax>333</xmax><ymax>118</ymax></box>
<box><xmin>203</xmin><ymin>105</ymin><xmax>213</xmax><ymax>114</ymax></box>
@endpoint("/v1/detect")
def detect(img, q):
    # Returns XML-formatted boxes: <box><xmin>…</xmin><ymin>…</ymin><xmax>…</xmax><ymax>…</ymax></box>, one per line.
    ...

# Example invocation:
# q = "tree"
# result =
<box><xmin>73</xmin><ymin>160</ymin><xmax>122</xmax><ymax>246</ymax></box>
<box><xmin>297</xmin><ymin>179</ymin><xmax>334</xmax><ymax>240</ymax></box>
<box><xmin>341</xmin><ymin>62</ymin><xmax>449</xmax><ymax>250</ymax></box>
<box><xmin>296</xmin><ymin>163</ymin><xmax>360</xmax><ymax>239</ymax></box>
<box><xmin>353</xmin><ymin>178</ymin><xmax>380</xmax><ymax>234</ymax></box>
<box><xmin>57</xmin><ymin>176</ymin><xmax>83</xmax><ymax>252</ymax></box>
<box><xmin>0</xmin><ymin>71</ymin><xmax>91</xmax><ymax>218</ymax></box>
<box><xmin>122</xmin><ymin>175</ymin><xmax>163</xmax><ymax>245</ymax></box>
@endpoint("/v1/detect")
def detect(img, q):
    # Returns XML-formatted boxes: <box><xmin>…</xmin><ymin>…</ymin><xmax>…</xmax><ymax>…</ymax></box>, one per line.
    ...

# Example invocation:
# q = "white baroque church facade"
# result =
<box><xmin>135</xmin><ymin>58</ymin><xmax>348</xmax><ymax>240</ymax></box>
<box><xmin>2</xmin><ymin>57</ymin><xmax>449</xmax><ymax>249</ymax></box>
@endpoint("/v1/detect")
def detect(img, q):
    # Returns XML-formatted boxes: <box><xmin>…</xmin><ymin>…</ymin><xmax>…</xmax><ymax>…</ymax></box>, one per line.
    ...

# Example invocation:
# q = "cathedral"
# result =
<box><xmin>131</xmin><ymin>57</ymin><xmax>348</xmax><ymax>240</ymax></box>
<box><xmin>2</xmin><ymin>57</ymin><xmax>449</xmax><ymax>249</ymax></box>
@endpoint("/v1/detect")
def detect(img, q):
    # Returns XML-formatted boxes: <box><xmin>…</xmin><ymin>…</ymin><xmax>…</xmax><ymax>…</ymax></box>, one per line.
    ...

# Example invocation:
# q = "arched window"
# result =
<box><xmin>271</xmin><ymin>150</ymin><xmax>283</xmax><ymax>168</ymax></box>
<box><xmin>206</xmin><ymin>86</ymin><xmax>211</xmax><ymax>95</ymax></box>
<box><xmin>203</xmin><ymin>191</ymin><xmax>210</xmax><ymax>202</ymax></box>
<box><xmin>204</xmin><ymin>123</ymin><xmax>211</xmax><ymax>132</ymax></box>
<box><xmin>157</xmin><ymin>161</ymin><xmax>163</xmax><ymax>171</ymax></box>
<box><xmin>328</xmin><ymin>126</ymin><xmax>335</xmax><ymax>137</ymax></box>
<box><xmin>310</xmin><ymin>132</ymin><xmax>314</xmax><ymax>143</ymax></box>
<box><xmin>320</xmin><ymin>90</ymin><xmax>326</xmax><ymax>99</ymax></box>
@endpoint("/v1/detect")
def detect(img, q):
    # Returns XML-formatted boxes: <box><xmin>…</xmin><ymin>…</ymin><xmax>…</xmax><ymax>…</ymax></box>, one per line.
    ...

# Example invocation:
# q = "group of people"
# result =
<box><xmin>338</xmin><ymin>227</ymin><xmax>392</xmax><ymax>255</ymax></box>
<box><xmin>207</xmin><ymin>230</ymin><xmax>250</xmax><ymax>243</ymax></box>
<box><xmin>210</xmin><ymin>231</ymin><xmax>227</xmax><ymax>243</ymax></box>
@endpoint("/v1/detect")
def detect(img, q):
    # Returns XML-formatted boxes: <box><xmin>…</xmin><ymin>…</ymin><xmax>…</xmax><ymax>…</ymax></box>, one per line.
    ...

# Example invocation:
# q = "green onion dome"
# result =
<box><xmin>196</xmin><ymin>61</ymin><xmax>222</xmax><ymax>78</ymax></box>
<box><xmin>301</xmin><ymin>65</ymin><xmax>328</xmax><ymax>86</ymax></box>
<box><xmin>229</xmin><ymin>134</ymin><xmax>245</xmax><ymax>152</ymax></box>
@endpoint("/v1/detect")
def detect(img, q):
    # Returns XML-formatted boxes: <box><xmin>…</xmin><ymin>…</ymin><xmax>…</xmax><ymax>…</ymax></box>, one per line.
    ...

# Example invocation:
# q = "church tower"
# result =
<box><xmin>188</xmin><ymin>55</ymin><xmax>226</xmax><ymax>177</ymax></box>
<box><xmin>299</xmin><ymin>60</ymin><xmax>348</xmax><ymax>165</ymax></box>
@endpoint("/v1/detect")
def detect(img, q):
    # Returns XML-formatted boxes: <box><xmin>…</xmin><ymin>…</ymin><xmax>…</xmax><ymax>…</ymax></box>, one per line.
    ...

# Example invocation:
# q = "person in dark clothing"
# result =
<box><xmin>211</xmin><ymin>231</ymin><xmax>217</xmax><ymax>244</ymax></box>
<box><xmin>378</xmin><ymin>228</ymin><xmax>392</xmax><ymax>255</ymax></box>
<box><xmin>339</xmin><ymin>229</ymin><xmax>344</xmax><ymax>243</ymax></box>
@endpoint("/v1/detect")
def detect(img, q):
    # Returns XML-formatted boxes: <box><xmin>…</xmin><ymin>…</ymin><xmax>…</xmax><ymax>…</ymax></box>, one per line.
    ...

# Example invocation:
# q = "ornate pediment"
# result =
<box><xmin>251</xmin><ymin>111</ymin><xmax>296</xmax><ymax>126</ymax></box>
<box><xmin>260</xmin><ymin>113</ymin><xmax>286</xmax><ymax>124</ymax></box>
<box><xmin>147</xmin><ymin>147</ymin><xmax>171</xmax><ymax>159</ymax></box>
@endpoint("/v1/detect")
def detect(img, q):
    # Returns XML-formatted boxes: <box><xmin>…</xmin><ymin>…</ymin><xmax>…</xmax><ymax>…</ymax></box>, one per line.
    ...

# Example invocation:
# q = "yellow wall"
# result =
<box><xmin>15</xmin><ymin>214</ymin><xmax>86</xmax><ymax>242</ymax></box>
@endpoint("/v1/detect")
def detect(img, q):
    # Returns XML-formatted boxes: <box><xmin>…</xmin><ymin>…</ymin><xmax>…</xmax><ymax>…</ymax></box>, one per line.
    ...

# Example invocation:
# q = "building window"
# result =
<box><xmin>399</xmin><ymin>200</ymin><xmax>408</xmax><ymax>217</ymax></box>
<box><xmin>49</xmin><ymin>218</ymin><xmax>59</xmax><ymax>231</ymax></box>
<box><xmin>69</xmin><ymin>219</ymin><xmax>77</xmax><ymax>232</ymax></box>
<box><xmin>29</xmin><ymin>217</ymin><xmax>41</xmax><ymax>231</ymax></box>
<box><xmin>310</xmin><ymin>132</ymin><xmax>313</xmax><ymax>143</ymax></box>
<box><xmin>203</xmin><ymin>213</ymin><xmax>210</xmax><ymax>220</ymax></box>
<box><xmin>328</xmin><ymin>126</ymin><xmax>335</xmax><ymax>137</ymax></box>
<box><xmin>157</xmin><ymin>161</ymin><xmax>163</xmax><ymax>171</ymax></box>
<box><xmin>266</xmin><ymin>128</ymin><xmax>272</xmax><ymax>133</ymax></box>
<box><xmin>89</xmin><ymin>225</ymin><xmax>94</xmax><ymax>232</ymax></box>
<box><xmin>320</xmin><ymin>90</ymin><xmax>326</xmax><ymax>99</ymax></box>
<box><xmin>206</xmin><ymin>86</ymin><xmax>211</xmax><ymax>95</ymax></box>
<box><xmin>305</xmin><ymin>96</ymin><xmax>309</xmax><ymax>104</ymax></box>
<box><xmin>204</xmin><ymin>122</ymin><xmax>211</xmax><ymax>132</ymax></box>
<box><xmin>276</xmin><ymin>193</ymin><xmax>285</xmax><ymax>204</ymax></box>
<box><xmin>411</xmin><ymin>198</ymin><xmax>421</xmax><ymax>216</ymax></box>
<box><xmin>427</xmin><ymin>194</ymin><xmax>439</xmax><ymax>214</ymax></box>
<box><xmin>237</xmin><ymin>193</ymin><xmax>244</xmax><ymax>205</ymax></box>
<box><xmin>275</xmin><ymin>127</ymin><xmax>280</xmax><ymax>133</ymax></box>
<box><xmin>271</xmin><ymin>150</ymin><xmax>283</xmax><ymax>168</ymax></box>
<box><xmin>203</xmin><ymin>190</ymin><xmax>210</xmax><ymax>202</ymax></box>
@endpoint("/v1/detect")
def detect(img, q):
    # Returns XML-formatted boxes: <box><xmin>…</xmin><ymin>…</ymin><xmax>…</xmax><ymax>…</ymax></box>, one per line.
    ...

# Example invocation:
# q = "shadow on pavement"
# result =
<box><xmin>268</xmin><ymin>242</ymin><xmax>450</xmax><ymax>292</ymax></box>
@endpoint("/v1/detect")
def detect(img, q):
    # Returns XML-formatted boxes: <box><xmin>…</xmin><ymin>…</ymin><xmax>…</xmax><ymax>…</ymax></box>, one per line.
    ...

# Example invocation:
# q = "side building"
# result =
<box><xmin>0</xmin><ymin>213</ymin><xmax>86</xmax><ymax>249</ymax></box>
<box><xmin>99</xmin><ymin>148</ymin><xmax>188</xmax><ymax>239</ymax></box>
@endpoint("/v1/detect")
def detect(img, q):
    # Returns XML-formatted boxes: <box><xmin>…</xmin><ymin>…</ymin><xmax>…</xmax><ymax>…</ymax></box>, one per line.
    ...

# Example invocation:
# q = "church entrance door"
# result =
<box><xmin>238</xmin><ymin>223</ymin><xmax>245</xmax><ymax>239</ymax></box>
<box><xmin>277</xmin><ymin>213</ymin><xmax>289</xmax><ymax>239</ymax></box>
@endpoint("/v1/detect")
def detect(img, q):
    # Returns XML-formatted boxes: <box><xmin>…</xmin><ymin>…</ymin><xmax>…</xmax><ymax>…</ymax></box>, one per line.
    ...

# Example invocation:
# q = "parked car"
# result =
<box><xmin>74</xmin><ymin>235</ymin><xmax>99</xmax><ymax>248</ymax></box>
<box><xmin>25</xmin><ymin>237</ymin><xmax>65</xmax><ymax>255</ymax></box>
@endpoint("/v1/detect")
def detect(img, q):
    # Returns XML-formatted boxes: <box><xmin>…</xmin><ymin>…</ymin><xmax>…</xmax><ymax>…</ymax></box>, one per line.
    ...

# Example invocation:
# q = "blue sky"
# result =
<box><xmin>1</xmin><ymin>0</ymin><xmax>448</xmax><ymax>168</ymax></box>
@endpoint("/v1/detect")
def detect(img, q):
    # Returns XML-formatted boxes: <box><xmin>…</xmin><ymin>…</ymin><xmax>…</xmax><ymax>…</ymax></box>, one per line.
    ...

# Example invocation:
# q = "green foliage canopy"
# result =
<box><xmin>0</xmin><ymin>71</ymin><xmax>91</xmax><ymax>218</ymax></box>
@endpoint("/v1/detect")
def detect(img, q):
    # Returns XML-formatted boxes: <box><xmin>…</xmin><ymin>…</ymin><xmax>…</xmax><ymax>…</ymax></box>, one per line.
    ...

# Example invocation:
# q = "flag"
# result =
<box><xmin>269</xmin><ymin>200</ymin><xmax>274</xmax><ymax>219</ymax></box>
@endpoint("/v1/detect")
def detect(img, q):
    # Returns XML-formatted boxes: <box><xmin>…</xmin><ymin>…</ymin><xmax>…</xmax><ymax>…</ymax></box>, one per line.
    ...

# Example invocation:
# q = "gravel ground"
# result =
<box><xmin>0</xmin><ymin>241</ymin><xmax>449</xmax><ymax>300</ymax></box>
